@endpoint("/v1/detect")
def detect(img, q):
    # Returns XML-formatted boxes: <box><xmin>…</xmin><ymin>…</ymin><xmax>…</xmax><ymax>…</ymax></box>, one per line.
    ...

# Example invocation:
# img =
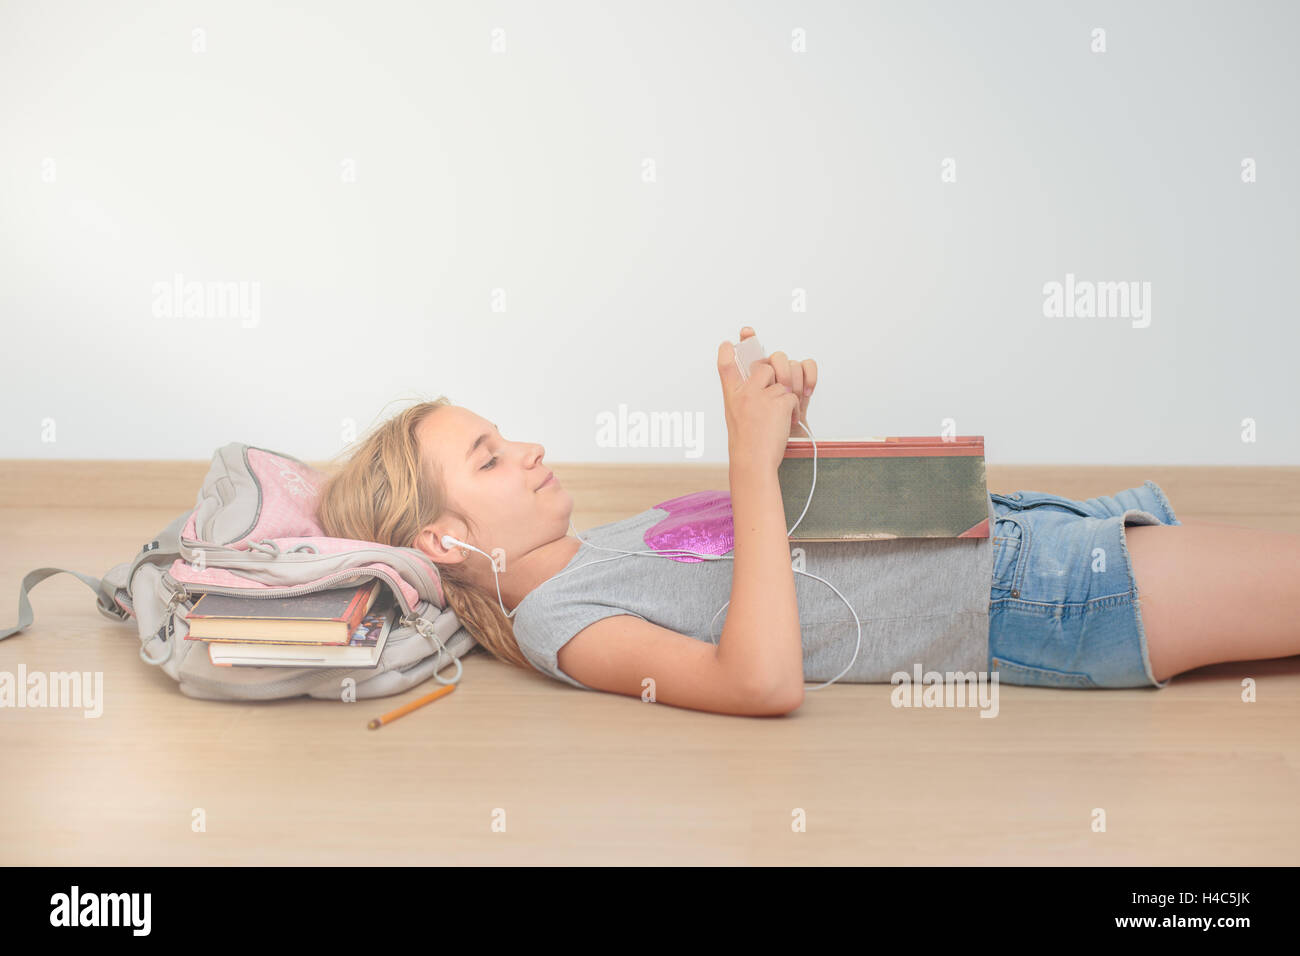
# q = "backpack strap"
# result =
<box><xmin>0</xmin><ymin>568</ymin><xmax>123</xmax><ymax>640</ymax></box>
<box><xmin>1</xmin><ymin>510</ymin><xmax>191</xmax><ymax>641</ymax></box>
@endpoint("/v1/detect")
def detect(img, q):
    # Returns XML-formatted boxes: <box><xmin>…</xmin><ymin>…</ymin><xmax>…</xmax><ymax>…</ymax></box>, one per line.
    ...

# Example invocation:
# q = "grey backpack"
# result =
<box><xmin>1</xmin><ymin>442</ymin><xmax>476</xmax><ymax>701</ymax></box>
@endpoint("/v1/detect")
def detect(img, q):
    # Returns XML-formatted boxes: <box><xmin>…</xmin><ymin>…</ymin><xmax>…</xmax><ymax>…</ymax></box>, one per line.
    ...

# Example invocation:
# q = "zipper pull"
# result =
<box><xmin>403</xmin><ymin>614</ymin><xmax>439</xmax><ymax>644</ymax></box>
<box><xmin>143</xmin><ymin>585</ymin><xmax>189</xmax><ymax>666</ymax></box>
<box><xmin>157</xmin><ymin>585</ymin><xmax>191</xmax><ymax>641</ymax></box>
<box><xmin>167</xmin><ymin>583</ymin><xmax>191</xmax><ymax>613</ymax></box>
<box><xmin>402</xmin><ymin>613</ymin><xmax>462</xmax><ymax>685</ymax></box>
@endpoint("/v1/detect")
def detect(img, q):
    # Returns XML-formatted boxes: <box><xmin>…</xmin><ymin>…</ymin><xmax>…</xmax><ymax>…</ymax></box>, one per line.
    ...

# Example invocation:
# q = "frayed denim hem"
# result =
<box><xmin>1117</xmin><ymin>503</ymin><xmax>1175</xmax><ymax>689</ymax></box>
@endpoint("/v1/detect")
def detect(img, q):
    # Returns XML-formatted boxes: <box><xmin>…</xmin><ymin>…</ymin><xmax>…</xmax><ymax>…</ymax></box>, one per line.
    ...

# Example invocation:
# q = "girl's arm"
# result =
<box><xmin>713</xmin><ymin>330</ymin><xmax>811</xmax><ymax>709</ymax></box>
<box><xmin>721</xmin><ymin>461</ymin><xmax>805</xmax><ymax>709</ymax></box>
<box><xmin>550</xmin><ymin>331</ymin><xmax>816</xmax><ymax>716</ymax></box>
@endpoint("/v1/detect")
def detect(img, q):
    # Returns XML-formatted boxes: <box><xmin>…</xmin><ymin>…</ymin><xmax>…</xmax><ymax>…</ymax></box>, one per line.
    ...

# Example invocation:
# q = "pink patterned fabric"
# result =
<box><xmin>243</xmin><ymin>448</ymin><xmax>325</xmax><ymax>542</ymax></box>
<box><xmin>643</xmin><ymin>490</ymin><xmax>735</xmax><ymax>563</ymax></box>
<box><xmin>183</xmin><ymin>449</ymin><xmax>326</xmax><ymax>546</ymax></box>
<box><xmin>175</xmin><ymin>448</ymin><xmax>443</xmax><ymax>607</ymax></box>
<box><xmin>181</xmin><ymin>449</ymin><xmax>325</xmax><ymax>545</ymax></box>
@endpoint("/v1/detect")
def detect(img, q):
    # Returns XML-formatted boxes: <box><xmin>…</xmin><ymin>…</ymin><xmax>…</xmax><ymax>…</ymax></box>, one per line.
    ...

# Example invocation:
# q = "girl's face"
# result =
<box><xmin>413</xmin><ymin>405</ymin><xmax>572</xmax><ymax>563</ymax></box>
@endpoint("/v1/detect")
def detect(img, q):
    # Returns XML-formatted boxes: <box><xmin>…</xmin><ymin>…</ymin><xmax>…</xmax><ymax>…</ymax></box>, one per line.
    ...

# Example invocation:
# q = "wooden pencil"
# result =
<box><xmin>367</xmin><ymin>682</ymin><xmax>456</xmax><ymax>728</ymax></box>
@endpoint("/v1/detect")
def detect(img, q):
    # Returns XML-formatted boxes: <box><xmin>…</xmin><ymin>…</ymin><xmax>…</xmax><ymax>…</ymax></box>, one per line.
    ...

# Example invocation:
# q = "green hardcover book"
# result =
<box><xmin>777</xmin><ymin>436</ymin><xmax>990</xmax><ymax>541</ymax></box>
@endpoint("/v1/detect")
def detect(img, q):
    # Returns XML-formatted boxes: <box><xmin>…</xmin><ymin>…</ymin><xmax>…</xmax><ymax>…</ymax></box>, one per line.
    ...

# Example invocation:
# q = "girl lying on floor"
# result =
<box><xmin>315</xmin><ymin>328</ymin><xmax>1300</xmax><ymax>716</ymax></box>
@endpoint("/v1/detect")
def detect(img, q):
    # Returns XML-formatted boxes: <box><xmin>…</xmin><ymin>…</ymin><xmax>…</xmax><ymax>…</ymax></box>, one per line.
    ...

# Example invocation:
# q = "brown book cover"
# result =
<box><xmin>778</xmin><ymin>436</ymin><xmax>990</xmax><ymax>541</ymax></box>
<box><xmin>208</xmin><ymin>597</ymin><xmax>395</xmax><ymax>668</ymax></box>
<box><xmin>184</xmin><ymin>581</ymin><xmax>382</xmax><ymax>645</ymax></box>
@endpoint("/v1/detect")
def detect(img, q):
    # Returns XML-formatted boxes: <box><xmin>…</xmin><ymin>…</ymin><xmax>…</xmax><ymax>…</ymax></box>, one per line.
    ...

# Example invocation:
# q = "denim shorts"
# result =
<box><xmin>987</xmin><ymin>480</ymin><xmax>1182</xmax><ymax>689</ymax></box>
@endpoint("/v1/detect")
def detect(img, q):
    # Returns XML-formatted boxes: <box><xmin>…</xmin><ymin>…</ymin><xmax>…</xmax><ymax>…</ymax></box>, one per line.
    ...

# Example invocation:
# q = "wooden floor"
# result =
<box><xmin>1</xmin><ymin>462</ymin><xmax>1297</xmax><ymax>865</ymax></box>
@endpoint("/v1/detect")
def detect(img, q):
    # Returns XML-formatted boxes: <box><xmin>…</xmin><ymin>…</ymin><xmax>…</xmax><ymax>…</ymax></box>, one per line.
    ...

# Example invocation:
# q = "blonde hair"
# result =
<box><xmin>315</xmin><ymin>396</ymin><xmax>530</xmax><ymax>672</ymax></box>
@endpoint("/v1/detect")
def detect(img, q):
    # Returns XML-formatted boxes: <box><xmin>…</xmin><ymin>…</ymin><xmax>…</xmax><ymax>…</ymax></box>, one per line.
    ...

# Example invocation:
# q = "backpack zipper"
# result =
<box><xmin>163</xmin><ymin>566</ymin><xmax>425</xmax><ymax>619</ymax></box>
<box><xmin>177</xmin><ymin>540</ymin><xmax>444</xmax><ymax>608</ymax></box>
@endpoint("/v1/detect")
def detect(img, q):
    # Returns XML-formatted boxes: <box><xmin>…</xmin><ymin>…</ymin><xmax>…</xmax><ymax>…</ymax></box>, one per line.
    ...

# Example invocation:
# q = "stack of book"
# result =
<box><xmin>183</xmin><ymin>580</ymin><xmax>396</xmax><ymax>667</ymax></box>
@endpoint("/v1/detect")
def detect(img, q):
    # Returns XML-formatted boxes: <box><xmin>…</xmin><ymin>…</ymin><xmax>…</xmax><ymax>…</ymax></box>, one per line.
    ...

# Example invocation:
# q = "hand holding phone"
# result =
<box><xmin>732</xmin><ymin>327</ymin><xmax>818</xmax><ymax>439</ymax></box>
<box><xmin>717</xmin><ymin>327</ymin><xmax>802</xmax><ymax>471</ymax></box>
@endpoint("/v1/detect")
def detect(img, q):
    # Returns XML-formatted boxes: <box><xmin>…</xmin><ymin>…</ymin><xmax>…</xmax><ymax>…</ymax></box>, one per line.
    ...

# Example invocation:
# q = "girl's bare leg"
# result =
<box><xmin>1125</xmin><ymin>522</ymin><xmax>1300</xmax><ymax>682</ymax></box>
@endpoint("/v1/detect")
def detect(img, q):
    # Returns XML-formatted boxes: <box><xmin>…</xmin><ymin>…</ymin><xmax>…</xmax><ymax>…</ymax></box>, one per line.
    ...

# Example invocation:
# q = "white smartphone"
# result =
<box><xmin>733</xmin><ymin>335</ymin><xmax>766</xmax><ymax>382</ymax></box>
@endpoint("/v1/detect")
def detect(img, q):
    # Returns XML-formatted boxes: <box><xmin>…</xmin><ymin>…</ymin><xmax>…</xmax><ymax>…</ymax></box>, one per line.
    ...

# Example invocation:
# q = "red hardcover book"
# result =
<box><xmin>183</xmin><ymin>581</ymin><xmax>383</xmax><ymax>645</ymax></box>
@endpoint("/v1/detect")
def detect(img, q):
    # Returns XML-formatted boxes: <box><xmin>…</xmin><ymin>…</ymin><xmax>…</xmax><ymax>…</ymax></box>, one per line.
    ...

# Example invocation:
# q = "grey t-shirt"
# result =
<box><xmin>511</xmin><ymin>491</ymin><xmax>996</xmax><ymax>691</ymax></box>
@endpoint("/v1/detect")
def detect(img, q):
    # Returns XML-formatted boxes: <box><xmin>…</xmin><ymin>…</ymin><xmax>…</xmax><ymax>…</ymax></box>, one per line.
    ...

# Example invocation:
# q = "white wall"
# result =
<box><xmin>2</xmin><ymin>0</ymin><xmax>1296</xmax><ymax>464</ymax></box>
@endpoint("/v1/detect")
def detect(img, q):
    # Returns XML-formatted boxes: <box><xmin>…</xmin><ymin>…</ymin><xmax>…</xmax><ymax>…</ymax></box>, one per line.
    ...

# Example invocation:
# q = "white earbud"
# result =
<box><xmin>439</xmin><ymin>533</ymin><xmax>522</xmax><ymax>619</ymax></box>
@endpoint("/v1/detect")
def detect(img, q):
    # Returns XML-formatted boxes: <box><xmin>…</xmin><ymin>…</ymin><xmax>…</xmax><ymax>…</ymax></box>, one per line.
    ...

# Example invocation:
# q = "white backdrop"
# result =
<box><xmin>2</xmin><ymin>0</ymin><xmax>1296</xmax><ymax>464</ymax></box>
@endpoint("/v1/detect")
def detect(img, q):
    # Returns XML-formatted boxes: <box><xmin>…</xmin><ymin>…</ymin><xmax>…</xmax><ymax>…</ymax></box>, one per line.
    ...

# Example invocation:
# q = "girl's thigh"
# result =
<box><xmin>1125</xmin><ymin>521</ymin><xmax>1300</xmax><ymax>680</ymax></box>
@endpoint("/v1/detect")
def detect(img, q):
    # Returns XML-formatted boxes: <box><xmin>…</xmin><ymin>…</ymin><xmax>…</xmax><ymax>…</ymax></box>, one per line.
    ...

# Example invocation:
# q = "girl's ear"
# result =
<box><xmin>415</xmin><ymin>524</ymin><xmax>468</xmax><ymax>565</ymax></box>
